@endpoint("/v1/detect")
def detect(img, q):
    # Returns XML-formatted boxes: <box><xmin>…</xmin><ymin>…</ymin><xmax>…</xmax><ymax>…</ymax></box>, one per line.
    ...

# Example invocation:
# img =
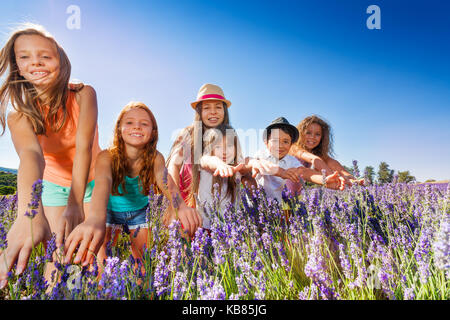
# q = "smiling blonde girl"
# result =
<box><xmin>0</xmin><ymin>24</ymin><xmax>101</xmax><ymax>289</ymax></box>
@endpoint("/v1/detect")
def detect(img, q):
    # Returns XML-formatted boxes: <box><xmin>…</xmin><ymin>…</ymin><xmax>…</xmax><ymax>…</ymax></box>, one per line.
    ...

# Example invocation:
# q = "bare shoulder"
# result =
<box><xmin>6</xmin><ymin>110</ymin><xmax>20</xmax><ymax>124</ymax></box>
<box><xmin>155</xmin><ymin>151</ymin><xmax>166</xmax><ymax>165</ymax></box>
<box><xmin>75</xmin><ymin>84</ymin><xmax>97</xmax><ymax>107</ymax></box>
<box><xmin>97</xmin><ymin>149</ymin><xmax>112</xmax><ymax>163</ymax></box>
<box><xmin>68</xmin><ymin>80</ymin><xmax>85</xmax><ymax>92</ymax></box>
<box><xmin>7</xmin><ymin>110</ymin><xmax>31</xmax><ymax>129</ymax></box>
<box><xmin>77</xmin><ymin>84</ymin><xmax>96</xmax><ymax>97</ymax></box>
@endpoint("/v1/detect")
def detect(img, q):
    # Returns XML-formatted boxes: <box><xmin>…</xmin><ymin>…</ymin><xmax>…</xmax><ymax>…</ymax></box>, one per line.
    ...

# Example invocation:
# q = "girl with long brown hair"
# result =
<box><xmin>290</xmin><ymin>115</ymin><xmax>364</xmax><ymax>187</ymax></box>
<box><xmin>64</xmin><ymin>102</ymin><xmax>201</xmax><ymax>269</ymax></box>
<box><xmin>166</xmin><ymin>83</ymin><xmax>238</xmax><ymax>230</ymax></box>
<box><xmin>0</xmin><ymin>23</ymin><xmax>101</xmax><ymax>289</ymax></box>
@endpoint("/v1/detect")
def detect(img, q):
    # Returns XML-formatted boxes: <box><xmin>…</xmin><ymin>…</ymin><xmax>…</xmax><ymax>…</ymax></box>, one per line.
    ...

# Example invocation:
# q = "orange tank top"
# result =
<box><xmin>37</xmin><ymin>90</ymin><xmax>101</xmax><ymax>187</ymax></box>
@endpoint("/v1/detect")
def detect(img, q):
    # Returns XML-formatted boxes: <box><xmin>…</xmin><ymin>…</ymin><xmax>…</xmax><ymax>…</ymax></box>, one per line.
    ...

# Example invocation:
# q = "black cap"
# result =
<box><xmin>264</xmin><ymin>117</ymin><xmax>299</xmax><ymax>143</ymax></box>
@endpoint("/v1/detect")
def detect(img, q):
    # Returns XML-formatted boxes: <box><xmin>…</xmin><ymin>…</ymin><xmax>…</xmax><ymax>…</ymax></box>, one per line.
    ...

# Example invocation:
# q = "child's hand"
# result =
<box><xmin>249</xmin><ymin>159</ymin><xmax>279</xmax><ymax>178</ymax></box>
<box><xmin>176</xmin><ymin>205</ymin><xmax>203</xmax><ymax>238</ymax></box>
<box><xmin>342</xmin><ymin>175</ymin><xmax>353</xmax><ymax>187</ymax></box>
<box><xmin>232</xmin><ymin>163</ymin><xmax>245</xmax><ymax>173</ymax></box>
<box><xmin>0</xmin><ymin>215</ymin><xmax>51</xmax><ymax>289</ymax></box>
<box><xmin>352</xmin><ymin>178</ymin><xmax>365</xmax><ymax>186</ymax></box>
<box><xmin>324</xmin><ymin>171</ymin><xmax>346</xmax><ymax>190</ymax></box>
<box><xmin>213</xmin><ymin>162</ymin><xmax>234</xmax><ymax>177</ymax></box>
<box><xmin>343</xmin><ymin>176</ymin><xmax>365</xmax><ymax>187</ymax></box>
<box><xmin>213</xmin><ymin>163</ymin><xmax>243</xmax><ymax>178</ymax></box>
<box><xmin>285</xmin><ymin>179</ymin><xmax>302</xmax><ymax>196</ymax></box>
<box><xmin>278</xmin><ymin>168</ymin><xmax>300</xmax><ymax>183</ymax></box>
<box><xmin>55</xmin><ymin>204</ymin><xmax>85</xmax><ymax>249</ymax></box>
<box><xmin>63</xmin><ymin>216</ymin><xmax>106</xmax><ymax>266</ymax></box>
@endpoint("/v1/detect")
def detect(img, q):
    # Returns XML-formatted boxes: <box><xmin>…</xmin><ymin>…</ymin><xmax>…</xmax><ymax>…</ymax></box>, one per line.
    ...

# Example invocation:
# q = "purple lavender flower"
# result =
<box><xmin>403</xmin><ymin>287</ymin><xmax>415</xmax><ymax>300</ymax></box>
<box><xmin>24</xmin><ymin>179</ymin><xmax>43</xmax><ymax>219</ymax></box>
<box><xmin>433</xmin><ymin>213</ymin><xmax>449</xmax><ymax>275</ymax></box>
<box><xmin>171</xmin><ymin>192</ymin><xmax>181</xmax><ymax>210</ymax></box>
<box><xmin>97</xmin><ymin>257</ymin><xmax>130</xmax><ymax>299</ymax></box>
<box><xmin>414</xmin><ymin>223</ymin><xmax>434</xmax><ymax>284</ymax></box>
<box><xmin>0</xmin><ymin>222</ymin><xmax>7</xmax><ymax>250</ymax></box>
<box><xmin>162</xmin><ymin>167</ymin><xmax>168</xmax><ymax>187</ymax></box>
<box><xmin>172</xmin><ymin>271</ymin><xmax>188</xmax><ymax>300</ymax></box>
<box><xmin>338</xmin><ymin>243</ymin><xmax>353</xmax><ymax>280</ymax></box>
<box><xmin>153</xmin><ymin>250</ymin><xmax>170</xmax><ymax>297</ymax></box>
<box><xmin>44</xmin><ymin>233</ymin><xmax>57</xmax><ymax>262</ymax></box>
<box><xmin>197</xmin><ymin>274</ymin><xmax>226</xmax><ymax>300</ymax></box>
<box><xmin>352</xmin><ymin>160</ymin><xmax>360</xmax><ymax>178</ymax></box>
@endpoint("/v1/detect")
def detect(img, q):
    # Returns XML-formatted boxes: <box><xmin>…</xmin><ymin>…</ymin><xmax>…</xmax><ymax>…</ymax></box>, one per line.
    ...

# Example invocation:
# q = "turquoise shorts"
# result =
<box><xmin>41</xmin><ymin>180</ymin><xmax>95</xmax><ymax>207</ymax></box>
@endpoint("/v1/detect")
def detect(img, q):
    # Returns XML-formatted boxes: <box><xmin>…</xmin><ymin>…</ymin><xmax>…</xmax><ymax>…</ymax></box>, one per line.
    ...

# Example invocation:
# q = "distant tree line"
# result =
<box><xmin>343</xmin><ymin>161</ymin><xmax>417</xmax><ymax>185</ymax></box>
<box><xmin>0</xmin><ymin>171</ymin><xmax>17</xmax><ymax>195</ymax></box>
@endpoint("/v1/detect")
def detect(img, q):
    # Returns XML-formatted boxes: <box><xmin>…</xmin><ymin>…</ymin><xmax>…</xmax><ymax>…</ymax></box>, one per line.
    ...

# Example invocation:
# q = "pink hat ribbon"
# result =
<box><xmin>199</xmin><ymin>94</ymin><xmax>225</xmax><ymax>100</ymax></box>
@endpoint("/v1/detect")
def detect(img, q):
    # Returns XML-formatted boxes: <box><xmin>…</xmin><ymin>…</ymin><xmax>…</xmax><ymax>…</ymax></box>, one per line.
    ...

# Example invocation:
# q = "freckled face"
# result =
<box><xmin>120</xmin><ymin>108</ymin><xmax>153</xmax><ymax>148</ymax></box>
<box><xmin>14</xmin><ymin>34</ymin><xmax>60</xmax><ymax>90</ymax></box>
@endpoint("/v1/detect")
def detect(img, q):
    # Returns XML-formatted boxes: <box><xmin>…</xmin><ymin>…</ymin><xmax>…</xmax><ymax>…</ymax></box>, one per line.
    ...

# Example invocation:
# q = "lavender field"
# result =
<box><xmin>0</xmin><ymin>181</ymin><xmax>449</xmax><ymax>300</ymax></box>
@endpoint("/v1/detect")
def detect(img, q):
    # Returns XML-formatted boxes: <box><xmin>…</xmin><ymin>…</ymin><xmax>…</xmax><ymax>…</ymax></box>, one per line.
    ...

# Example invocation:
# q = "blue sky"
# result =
<box><xmin>1</xmin><ymin>0</ymin><xmax>449</xmax><ymax>182</ymax></box>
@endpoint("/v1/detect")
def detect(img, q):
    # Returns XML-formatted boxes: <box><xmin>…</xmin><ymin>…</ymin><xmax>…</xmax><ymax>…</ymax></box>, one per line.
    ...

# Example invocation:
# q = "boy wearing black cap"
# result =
<box><xmin>241</xmin><ymin>117</ymin><xmax>345</xmax><ymax>204</ymax></box>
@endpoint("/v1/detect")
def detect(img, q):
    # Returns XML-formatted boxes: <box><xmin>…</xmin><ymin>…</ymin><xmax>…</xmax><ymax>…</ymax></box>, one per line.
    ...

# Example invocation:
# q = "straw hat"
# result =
<box><xmin>190</xmin><ymin>83</ymin><xmax>232</xmax><ymax>109</ymax></box>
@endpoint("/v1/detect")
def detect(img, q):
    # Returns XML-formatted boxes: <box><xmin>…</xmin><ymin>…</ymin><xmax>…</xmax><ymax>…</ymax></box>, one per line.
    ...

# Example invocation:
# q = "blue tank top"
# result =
<box><xmin>107</xmin><ymin>175</ymin><xmax>149</xmax><ymax>212</ymax></box>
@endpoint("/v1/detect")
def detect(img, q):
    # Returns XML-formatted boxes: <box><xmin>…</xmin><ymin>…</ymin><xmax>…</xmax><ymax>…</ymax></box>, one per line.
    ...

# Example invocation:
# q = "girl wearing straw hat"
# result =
<box><xmin>166</xmin><ymin>84</ymin><xmax>244</xmax><ymax>225</ymax></box>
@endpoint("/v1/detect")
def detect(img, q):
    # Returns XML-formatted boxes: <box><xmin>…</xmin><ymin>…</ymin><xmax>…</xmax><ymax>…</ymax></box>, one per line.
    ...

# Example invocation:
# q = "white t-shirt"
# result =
<box><xmin>196</xmin><ymin>169</ymin><xmax>238</xmax><ymax>229</ymax></box>
<box><xmin>253</xmin><ymin>148</ymin><xmax>303</xmax><ymax>203</ymax></box>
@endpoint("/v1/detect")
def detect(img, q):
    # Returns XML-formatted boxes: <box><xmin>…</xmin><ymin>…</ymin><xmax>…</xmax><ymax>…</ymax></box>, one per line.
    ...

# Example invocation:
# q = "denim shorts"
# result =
<box><xmin>42</xmin><ymin>180</ymin><xmax>95</xmax><ymax>207</ymax></box>
<box><xmin>106</xmin><ymin>205</ymin><xmax>148</xmax><ymax>231</ymax></box>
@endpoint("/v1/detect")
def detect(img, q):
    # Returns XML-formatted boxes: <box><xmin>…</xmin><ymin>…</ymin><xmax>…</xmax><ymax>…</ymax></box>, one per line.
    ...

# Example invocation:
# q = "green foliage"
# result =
<box><xmin>0</xmin><ymin>171</ymin><xmax>17</xmax><ymax>188</ymax></box>
<box><xmin>0</xmin><ymin>185</ymin><xmax>16</xmax><ymax>195</ymax></box>
<box><xmin>363</xmin><ymin>166</ymin><xmax>375</xmax><ymax>184</ymax></box>
<box><xmin>0</xmin><ymin>171</ymin><xmax>17</xmax><ymax>195</ymax></box>
<box><xmin>397</xmin><ymin>170</ymin><xmax>416</xmax><ymax>183</ymax></box>
<box><xmin>377</xmin><ymin>161</ymin><xmax>394</xmax><ymax>184</ymax></box>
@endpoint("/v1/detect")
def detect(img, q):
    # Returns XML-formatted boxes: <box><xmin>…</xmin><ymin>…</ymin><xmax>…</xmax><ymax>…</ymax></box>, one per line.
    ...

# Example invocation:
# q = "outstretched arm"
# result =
<box><xmin>200</xmin><ymin>155</ymin><xmax>244</xmax><ymax>178</ymax></box>
<box><xmin>290</xmin><ymin>145</ymin><xmax>334</xmax><ymax>176</ymax></box>
<box><xmin>0</xmin><ymin>112</ymin><xmax>51</xmax><ymax>288</ymax></box>
<box><xmin>241</xmin><ymin>157</ymin><xmax>280</xmax><ymax>177</ymax></box>
<box><xmin>298</xmin><ymin>167</ymin><xmax>345</xmax><ymax>190</ymax></box>
<box><xmin>63</xmin><ymin>150</ymin><xmax>111</xmax><ymax>266</ymax></box>
<box><xmin>155</xmin><ymin>152</ymin><xmax>202</xmax><ymax>238</ymax></box>
<box><xmin>56</xmin><ymin>85</ymin><xmax>99</xmax><ymax>248</ymax></box>
<box><xmin>326</xmin><ymin>158</ymin><xmax>364</xmax><ymax>186</ymax></box>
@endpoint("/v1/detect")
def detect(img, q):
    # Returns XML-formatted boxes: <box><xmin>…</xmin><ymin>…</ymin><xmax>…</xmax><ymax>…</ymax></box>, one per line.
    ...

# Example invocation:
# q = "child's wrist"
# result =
<box><xmin>66</xmin><ymin>200</ymin><xmax>84</xmax><ymax>209</ymax></box>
